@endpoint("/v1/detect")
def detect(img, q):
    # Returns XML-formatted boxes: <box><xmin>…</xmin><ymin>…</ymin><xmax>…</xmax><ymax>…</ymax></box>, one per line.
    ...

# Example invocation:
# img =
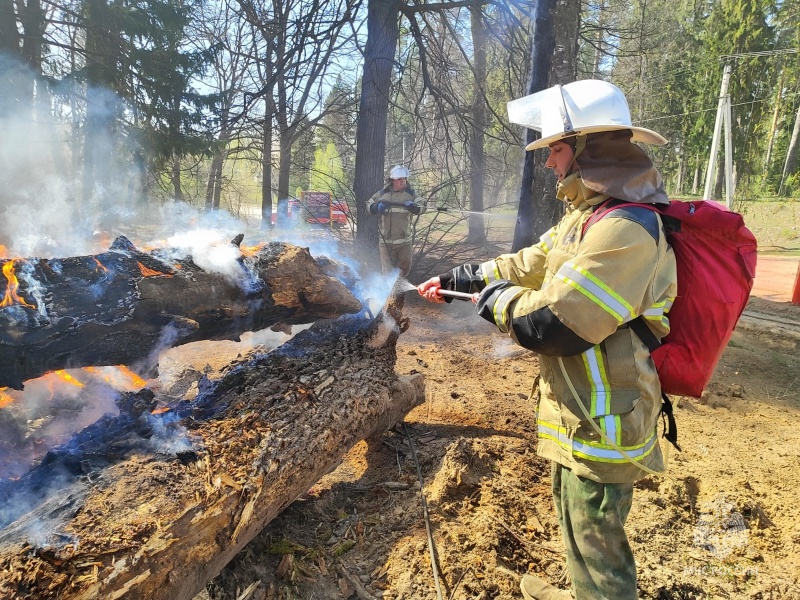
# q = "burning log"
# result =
<box><xmin>0</xmin><ymin>295</ymin><xmax>423</xmax><ymax>599</ymax></box>
<box><xmin>0</xmin><ymin>237</ymin><xmax>362</xmax><ymax>389</ymax></box>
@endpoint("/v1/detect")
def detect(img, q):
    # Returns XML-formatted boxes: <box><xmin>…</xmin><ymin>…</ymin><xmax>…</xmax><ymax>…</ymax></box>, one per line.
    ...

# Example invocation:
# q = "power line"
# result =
<box><xmin>633</xmin><ymin>49</ymin><xmax>798</xmax><ymax>86</ymax></box>
<box><xmin>719</xmin><ymin>48</ymin><xmax>798</xmax><ymax>60</ymax></box>
<box><xmin>635</xmin><ymin>89</ymin><xmax>800</xmax><ymax>125</ymax></box>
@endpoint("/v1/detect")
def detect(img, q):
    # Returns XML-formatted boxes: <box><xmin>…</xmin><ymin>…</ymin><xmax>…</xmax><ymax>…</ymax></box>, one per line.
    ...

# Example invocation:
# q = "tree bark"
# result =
<box><xmin>512</xmin><ymin>0</ymin><xmax>580</xmax><ymax>252</ymax></box>
<box><xmin>0</xmin><ymin>297</ymin><xmax>425</xmax><ymax>600</ymax></box>
<box><xmin>467</xmin><ymin>5</ymin><xmax>487</xmax><ymax>244</ymax></box>
<box><xmin>779</xmin><ymin>100</ymin><xmax>800</xmax><ymax>197</ymax></box>
<box><xmin>82</xmin><ymin>0</ymin><xmax>120</xmax><ymax>216</ymax></box>
<box><xmin>352</xmin><ymin>0</ymin><xmax>401</xmax><ymax>256</ymax></box>
<box><xmin>0</xmin><ymin>238</ymin><xmax>362</xmax><ymax>389</ymax></box>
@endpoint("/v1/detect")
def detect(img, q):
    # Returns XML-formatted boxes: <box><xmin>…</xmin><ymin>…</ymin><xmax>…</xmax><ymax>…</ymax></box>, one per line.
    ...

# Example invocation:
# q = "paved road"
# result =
<box><xmin>752</xmin><ymin>254</ymin><xmax>800</xmax><ymax>303</ymax></box>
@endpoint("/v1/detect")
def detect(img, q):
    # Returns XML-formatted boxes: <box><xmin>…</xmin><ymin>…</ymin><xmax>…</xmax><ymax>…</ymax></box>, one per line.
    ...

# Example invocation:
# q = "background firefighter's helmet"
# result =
<box><xmin>506</xmin><ymin>79</ymin><xmax>668</xmax><ymax>151</ymax></box>
<box><xmin>389</xmin><ymin>165</ymin><xmax>410</xmax><ymax>179</ymax></box>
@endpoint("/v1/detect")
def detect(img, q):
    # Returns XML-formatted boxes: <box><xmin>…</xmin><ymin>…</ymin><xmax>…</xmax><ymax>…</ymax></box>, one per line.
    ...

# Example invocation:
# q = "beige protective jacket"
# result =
<box><xmin>446</xmin><ymin>175</ymin><xmax>677</xmax><ymax>483</ymax></box>
<box><xmin>367</xmin><ymin>186</ymin><xmax>426</xmax><ymax>244</ymax></box>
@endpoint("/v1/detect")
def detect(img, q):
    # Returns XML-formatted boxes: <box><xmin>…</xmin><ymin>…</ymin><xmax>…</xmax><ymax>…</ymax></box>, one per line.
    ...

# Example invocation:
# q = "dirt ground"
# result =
<box><xmin>190</xmin><ymin>249</ymin><xmax>800</xmax><ymax>600</ymax></box>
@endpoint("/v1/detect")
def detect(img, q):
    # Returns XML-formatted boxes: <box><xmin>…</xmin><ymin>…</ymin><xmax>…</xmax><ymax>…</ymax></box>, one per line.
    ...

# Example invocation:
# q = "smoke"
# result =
<box><xmin>0</xmin><ymin>57</ymin><xmax>109</xmax><ymax>257</ymax></box>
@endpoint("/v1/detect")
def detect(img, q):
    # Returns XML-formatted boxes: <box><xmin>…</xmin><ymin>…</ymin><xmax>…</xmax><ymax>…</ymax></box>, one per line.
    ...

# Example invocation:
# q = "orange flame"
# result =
<box><xmin>84</xmin><ymin>366</ymin><xmax>112</xmax><ymax>384</ymax></box>
<box><xmin>239</xmin><ymin>243</ymin><xmax>265</xmax><ymax>258</ymax></box>
<box><xmin>93</xmin><ymin>258</ymin><xmax>109</xmax><ymax>274</ymax></box>
<box><xmin>115</xmin><ymin>365</ymin><xmax>147</xmax><ymax>388</ymax></box>
<box><xmin>53</xmin><ymin>370</ymin><xmax>85</xmax><ymax>388</ymax></box>
<box><xmin>0</xmin><ymin>387</ymin><xmax>13</xmax><ymax>409</ymax></box>
<box><xmin>0</xmin><ymin>245</ymin><xmax>7</xmax><ymax>259</ymax></box>
<box><xmin>151</xmin><ymin>406</ymin><xmax>171</xmax><ymax>415</ymax></box>
<box><xmin>137</xmin><ymin>262</ymin><xmax>172</xmax><ymax>277</ymax></box>
<box><xmin>84</xmin><ymin>365</ymin><xmax>147</xmax><ymax>390</ymax></box>
<box><xmin>1</xmin><ymin>260</ymin><xmax>36</xmax><ymax>310</ymax></box>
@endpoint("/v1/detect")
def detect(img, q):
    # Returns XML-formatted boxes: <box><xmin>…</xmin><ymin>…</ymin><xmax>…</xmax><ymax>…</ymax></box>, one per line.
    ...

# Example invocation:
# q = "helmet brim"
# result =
<box><xmin>525</xmin><ymin>125</ymin><xmax>668</xmax><ymax>151</ymax></box>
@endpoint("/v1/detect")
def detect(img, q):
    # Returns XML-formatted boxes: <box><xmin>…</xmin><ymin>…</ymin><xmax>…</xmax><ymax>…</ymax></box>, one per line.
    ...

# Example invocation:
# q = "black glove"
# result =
<box><xmin>404</xmin><ymin>200</ymin><xmax>421</xmax><ymax>215</ymax></box>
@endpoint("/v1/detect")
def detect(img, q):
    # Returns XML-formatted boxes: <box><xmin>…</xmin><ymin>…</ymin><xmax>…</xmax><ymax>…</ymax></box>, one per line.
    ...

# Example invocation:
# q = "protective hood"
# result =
<box><xmin>575</xmin><ymin>130</ymin><xmax>669</xmax><ymax>205</ymax></box>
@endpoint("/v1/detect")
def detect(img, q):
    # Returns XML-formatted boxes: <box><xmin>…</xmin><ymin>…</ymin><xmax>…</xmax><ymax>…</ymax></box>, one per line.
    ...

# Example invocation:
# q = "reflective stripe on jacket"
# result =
<box><xmin>367</xmin><ymin>187</ymin><xmax>426</xmax><ymax>244</ymax></box>
<box><xmin>447</xmin><ymin>181</ymin><xmax>677</xmax><ymax>483</ymax></box>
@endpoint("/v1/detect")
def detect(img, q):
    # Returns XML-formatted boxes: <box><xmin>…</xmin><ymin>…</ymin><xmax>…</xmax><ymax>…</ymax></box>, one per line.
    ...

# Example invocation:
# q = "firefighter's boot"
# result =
<box><xmin>520</xmin><ymin>575</ymin><xmax>572</xmax><ymax>600</ymax></box>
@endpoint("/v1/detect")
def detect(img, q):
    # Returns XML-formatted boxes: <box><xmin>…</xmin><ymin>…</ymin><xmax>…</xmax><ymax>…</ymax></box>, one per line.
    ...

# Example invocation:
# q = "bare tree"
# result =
<box><xmin>466</xmin><ymin>5</ymin><xmax>487</xmax><ymax>243</ymax></box>
<box><xmin>236</xmin><ymin>0</ymin><xmax>357</xmax><ymax>227</ymax></box>
<box><xmin>352</xmin><ymin>0</ymin><xmax>496</xmax><ymax>257</ymax></box>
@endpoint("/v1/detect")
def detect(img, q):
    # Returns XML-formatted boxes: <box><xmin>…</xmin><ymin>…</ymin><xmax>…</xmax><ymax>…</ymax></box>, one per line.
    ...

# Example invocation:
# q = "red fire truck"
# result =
<box><xmin>286</xmin><ymin>191</ymin><xmax>348</xmax><ymax>228</ymax></box>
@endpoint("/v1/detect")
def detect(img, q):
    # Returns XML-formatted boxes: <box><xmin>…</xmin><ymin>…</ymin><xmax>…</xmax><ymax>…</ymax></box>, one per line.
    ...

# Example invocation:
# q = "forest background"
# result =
<box><xmin>1</xmin><ymin>0</ymin><xmax>799</xmax><ymax>265</ymax></box>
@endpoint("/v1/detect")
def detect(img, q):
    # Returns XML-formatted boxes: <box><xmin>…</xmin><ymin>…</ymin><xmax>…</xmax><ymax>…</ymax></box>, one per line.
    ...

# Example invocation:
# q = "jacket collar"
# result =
<box><xmin>556</xmin><ymin>173</ymin><xmax>609</xmax><ymax>211</ymax></box>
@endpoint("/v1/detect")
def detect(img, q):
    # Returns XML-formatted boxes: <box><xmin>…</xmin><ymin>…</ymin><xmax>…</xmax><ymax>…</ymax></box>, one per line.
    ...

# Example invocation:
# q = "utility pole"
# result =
<box><xmin>703</xmin><ymin>61</ymin><xmax>733</xmax><ymax>208</ymax></box>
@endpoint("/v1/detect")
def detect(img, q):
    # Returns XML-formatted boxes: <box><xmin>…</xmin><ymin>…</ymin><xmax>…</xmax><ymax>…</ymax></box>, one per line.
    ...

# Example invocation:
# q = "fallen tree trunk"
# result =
<box><xmin>0</xmin><ymin>237</ymin><xmax>362</xmax><ymax>389</ymax></box>
<box><xmin>0</xmin><ymin>295</ymin><xmax>423</xmax><ymax>599</ymax></box>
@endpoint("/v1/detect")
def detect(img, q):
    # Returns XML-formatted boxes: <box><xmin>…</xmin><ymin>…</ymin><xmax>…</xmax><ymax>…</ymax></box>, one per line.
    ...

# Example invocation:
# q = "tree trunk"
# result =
<box><xmin>764</xmin><ymin>69</ymin><xmax>785</xmax><ymax>175</ymax></box>
<box><xmin>0</xmin><ymin>0</ymin><xmax>42</xmax><ymax>112</ymax></box>
<box><xmin>779</xmin><ymin>100</ymin><xmax>800</xmax><ymax>197</ymax></box>
<box><xmin>352</xmin><ymin>0</ymin><xmax>401</xmax><ymax>256</ymax></box>
<box><xmin>467</xmin><ymin>6</ymin><xmax>487</xmax><ymax>244</ymax></box>
<box><xmin>82</xmin><ymin>0</ymin><xmax>119</xmax><ymax>217</ymax></box>
<box><xmin>0</xmin><ymin>298</ymin><xmax>425</xmax><ymax>600</ymax></box>
<box><xmin>278</xmin><ymin>127</ymin><xmax>292</xmax><ymax>205</ymax></box>
<box><xmin>172</xmin><ymin>154</ymin><xmax>183</xmax><ymax>201</ymax></box>
<box><xmin>205</xmin><ymin>153</ymin><xmax>224</xmax><ymax>211</ymax></box>
<box><xmin>512</xmin><ymin>0</ymin><xmax>580</xmax><ymax>252</ymax></box>
<box><xmin>0</xmin><ymin>0</ymin><xmax>18</xmax><ymax>55</ymax></box>
<box><xmin>205</xmin><ymin>106</ymin><xmax>230</xmax><ymax>211</ymax></box>
<box><xmin>261</xmin><ymin>98</ymin><xmax>275</xmax><ymax>228</ymax></box>
<box><xmin>0</xmin><ymin>238</ymin><xmax>362</xmax><ymax>389</ymax></box>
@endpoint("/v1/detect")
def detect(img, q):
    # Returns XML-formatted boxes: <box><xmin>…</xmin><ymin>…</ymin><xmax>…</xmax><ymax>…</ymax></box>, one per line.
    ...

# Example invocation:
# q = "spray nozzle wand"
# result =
<box><xmin>436</xmin><ymin>289</ymin><xmax>476</xmax><ymax>302</ymax></box>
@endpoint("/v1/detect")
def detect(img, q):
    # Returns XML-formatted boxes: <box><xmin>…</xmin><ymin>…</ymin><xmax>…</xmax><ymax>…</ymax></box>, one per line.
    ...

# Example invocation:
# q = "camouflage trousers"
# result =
<box><xmin>551</xmin><ymin>462</ymin><xmax>637</xmax><ymax>600</ymax></box>
<box><xmin>379</xmin><ymin>241</ymin><xmax>413</xmax><ymax>278</ymax></box>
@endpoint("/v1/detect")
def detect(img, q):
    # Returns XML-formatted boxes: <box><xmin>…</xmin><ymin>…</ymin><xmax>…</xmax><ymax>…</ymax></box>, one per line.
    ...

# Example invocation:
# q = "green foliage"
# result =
<box><xmin>605</xmin><ymin>0</ymin><xmax>798</xmax><ymax>199</ymax></box>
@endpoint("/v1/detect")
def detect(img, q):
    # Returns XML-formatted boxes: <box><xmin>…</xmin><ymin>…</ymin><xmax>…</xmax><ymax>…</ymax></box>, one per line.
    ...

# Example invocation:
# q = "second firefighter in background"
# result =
<box><xmin>367</xmin><ymin>165</ymin><xmax>427</xmax><ymax>277</ymax></box>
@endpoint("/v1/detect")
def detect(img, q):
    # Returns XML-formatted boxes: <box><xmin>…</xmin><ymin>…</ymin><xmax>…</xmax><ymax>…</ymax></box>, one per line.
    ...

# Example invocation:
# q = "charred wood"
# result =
<box><xmin>0</xmin><ymin>295</ymin><xmax>424</xmax><ymax>599</ymax></box>
<box><xmin>0</xmin><ymin>237</ymin><xmax>362</xmax><ymax>389</ymax></box>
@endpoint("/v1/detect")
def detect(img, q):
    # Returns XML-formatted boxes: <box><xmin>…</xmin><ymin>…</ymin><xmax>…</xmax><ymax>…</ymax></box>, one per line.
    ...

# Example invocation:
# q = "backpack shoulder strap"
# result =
<box><xmin>582</xmin><ymin>199</ymin><xmax>681</xmax><ymax>450</ymax></box>
<box><xmin>582</xmin><ymin>199</ymin><xmax>662</xmax><ymax>241</ymax></box>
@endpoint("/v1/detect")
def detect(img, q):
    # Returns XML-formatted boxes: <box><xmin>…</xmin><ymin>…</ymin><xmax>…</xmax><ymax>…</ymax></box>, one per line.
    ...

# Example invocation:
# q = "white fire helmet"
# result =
<box><xmin>389</xmin><ymin>165</ymin><xmax>410</xmax><ymax>179</ymax></box>
<box><xmin>506</xmin><ymin>79</ymin><xmax>668</xmax><ymax>151</ymax></box>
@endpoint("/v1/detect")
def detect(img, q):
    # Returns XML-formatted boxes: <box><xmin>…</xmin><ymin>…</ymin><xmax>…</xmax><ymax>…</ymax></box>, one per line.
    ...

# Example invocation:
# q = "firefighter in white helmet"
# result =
<box><xmin>367</xmin><ymin>165</ymin><xmax>427</xmax><ymax>277</ymax></box>
<box><xmin>419</xmin><ymin>80</ymin><xmax>677</xmax><ymax>600</ymax></box>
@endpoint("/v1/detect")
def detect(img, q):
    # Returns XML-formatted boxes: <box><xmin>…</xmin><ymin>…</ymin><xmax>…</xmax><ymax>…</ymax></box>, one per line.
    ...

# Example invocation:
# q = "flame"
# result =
<box><xmin>151</xmin><ymin>406</ymin><xmax>171</xmax><ymax>415</ymax></box>
<box><xmin>53</xmin><ymin>370</ymin><xmax>85</xmax><ymax>388</ymax></box>
<box><xmin>0</xmin><ymin>245</ymin><xmax>7</xmax><ymax>259</ymax></box>
<box><xmin>84</xmin><ymin>365</ymin><xmax>147</xmax><ymax>390</ymax></box>
<box><xmin>239</xmin><ymin>243</ymin><xmax>265</xmax><ymax>258</ymax></box>
<box><xmin>1</xmin><ymin>260</ymin><xmax>36</xmax><ymax>309</ymax></box>
<box><xmin>84</xmin><ymin>366</ymin><xmax>112</xmax><ymax>384</ymax></box>
<box><xmin>0</xmin><ymin>387</ymin><xmax>13</xmax><ymax>409</ymax></box>
<box><xmin>137</xmin><ymin>262</ymin><xmax>172</xmax><ymax>277</ymax></box>
<box><xmin>93</xmin><ymin>258</ymin><xmax>109</xmax><ymax>274</ymax></box>
<box><xmin>115</xmin><ymin>365</ymin><xmax>147</xmax><ymax>388</ymax></box>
